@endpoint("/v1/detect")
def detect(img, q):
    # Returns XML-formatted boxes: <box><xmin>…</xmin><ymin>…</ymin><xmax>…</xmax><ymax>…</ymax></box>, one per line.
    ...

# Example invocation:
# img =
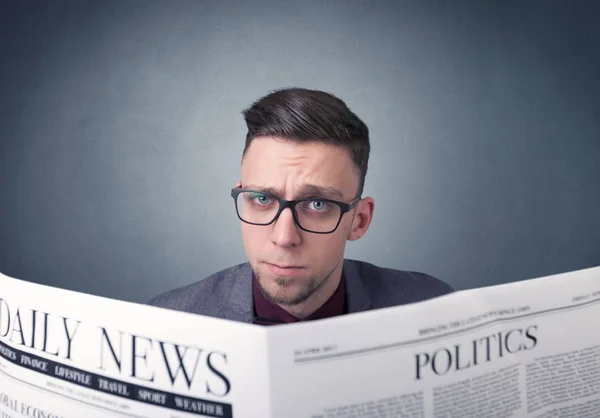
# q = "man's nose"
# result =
<box><xmin>270</xmin><ymin>208</ymin><xmax>302</xmax><ymax>247</ymax></box>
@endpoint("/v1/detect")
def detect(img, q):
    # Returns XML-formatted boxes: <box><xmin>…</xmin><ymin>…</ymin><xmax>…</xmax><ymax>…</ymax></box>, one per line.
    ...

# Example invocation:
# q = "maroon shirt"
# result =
<box><xmin>253</xmin><ymin>274</ymin><xmax>347</xmax><ymax>325</ymax></box>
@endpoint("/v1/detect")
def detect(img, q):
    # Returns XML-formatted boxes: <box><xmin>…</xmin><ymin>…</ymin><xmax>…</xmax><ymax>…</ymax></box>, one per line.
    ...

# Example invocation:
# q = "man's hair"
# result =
<box><xmin>242</xmin><ymin>88</ymin><xmax>370</xmax><ymax>197</ymax></box>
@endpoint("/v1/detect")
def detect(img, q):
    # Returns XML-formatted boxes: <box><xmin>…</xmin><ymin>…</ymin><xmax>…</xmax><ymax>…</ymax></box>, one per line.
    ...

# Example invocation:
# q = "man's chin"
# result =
<box><xmin>259</xmin><ymin>278</ymin><xmax>313</xmax><ymax>307</ymax></box>
<box><xmin>265</xmin><ymin>291</ymin><xmax>311</xmax><ymax>307</ymax></box>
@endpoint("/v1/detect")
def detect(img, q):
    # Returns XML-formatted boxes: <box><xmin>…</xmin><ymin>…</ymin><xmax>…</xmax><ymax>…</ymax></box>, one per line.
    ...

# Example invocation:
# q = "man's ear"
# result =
<box><xmin>347</xmin><ymin>197</ymin><xmax>375</xmax><ymax>241</ymax></box>
<box><xmin>235</xmin><ymin>181</ymin><xmax>242</xmax><ymax>188</ymax></box>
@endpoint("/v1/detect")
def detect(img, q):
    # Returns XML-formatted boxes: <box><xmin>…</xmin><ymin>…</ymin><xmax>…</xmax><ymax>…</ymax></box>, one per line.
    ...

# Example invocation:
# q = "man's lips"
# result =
<box><xmin>265</xmin><ymin>262</ymin><xmax>304</xmax><ymax>269</ymax></box>
<box><xmin>264</xmin><ymin>262</ymin><xmax>305</xmax><ymax>276</ymax></box>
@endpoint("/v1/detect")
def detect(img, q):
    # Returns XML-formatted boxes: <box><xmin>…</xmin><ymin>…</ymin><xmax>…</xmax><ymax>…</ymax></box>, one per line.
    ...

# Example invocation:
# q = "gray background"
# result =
<box><xmin>0</xmin><ymin>0</ymin><xmax>598</xmax><ymax>304</ymax></box>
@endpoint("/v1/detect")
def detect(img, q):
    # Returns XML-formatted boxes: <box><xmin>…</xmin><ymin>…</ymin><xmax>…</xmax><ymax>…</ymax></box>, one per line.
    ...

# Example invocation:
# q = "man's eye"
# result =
<box><xmin>309</xmin><ymin>200</ymin><xmax>328</xmax><ymax>211</ymax></box>
<box><xmin>249</xmin><ymin>194</ymin><xmax>271</xmax><ymax>204</ymax></box>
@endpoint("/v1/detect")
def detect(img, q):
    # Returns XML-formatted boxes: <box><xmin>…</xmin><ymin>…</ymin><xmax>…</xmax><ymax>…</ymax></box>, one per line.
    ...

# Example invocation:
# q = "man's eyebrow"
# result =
<box><xmin>296</xmin><ymin>184</ymin><xmax>344</xmax><ymax>200</ymax></box>
<box><xmin>241</xmin><ymin>184</ymin><xmax>345</xmax><ymax>200</ymax></box>
<box><xmin>243</xmin><ymin>184</ymin><xmax>285</xmax><ymax>196</ymax></box>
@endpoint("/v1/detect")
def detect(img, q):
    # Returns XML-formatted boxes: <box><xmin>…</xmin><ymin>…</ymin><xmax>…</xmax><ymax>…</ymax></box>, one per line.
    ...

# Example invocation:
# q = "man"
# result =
<box><xmin>149</xmin><ymin>88</ymin><xmax>453</xmax><ymax>324</ymax></box>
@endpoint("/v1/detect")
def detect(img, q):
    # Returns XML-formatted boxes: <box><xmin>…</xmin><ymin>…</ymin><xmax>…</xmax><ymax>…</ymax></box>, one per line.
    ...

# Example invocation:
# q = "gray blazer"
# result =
<box><xmin>148</xmin><ymin>259</ymin><xmax>454</xmax><ymax>323</ymax></box>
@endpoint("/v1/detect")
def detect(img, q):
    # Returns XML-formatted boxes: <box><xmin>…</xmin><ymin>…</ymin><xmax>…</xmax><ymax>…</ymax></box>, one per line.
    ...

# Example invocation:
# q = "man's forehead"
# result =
<box><xmin>241</xmin><ymin>137</ymin><xmax>359</xmax><ymax>198</ymax></box>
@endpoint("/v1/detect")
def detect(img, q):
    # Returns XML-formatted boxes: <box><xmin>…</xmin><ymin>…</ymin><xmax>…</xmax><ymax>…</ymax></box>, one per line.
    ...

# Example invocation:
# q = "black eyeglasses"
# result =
<box><xmin>231</xmin><ymin>187</ymin><xmax>360</xmax><ymax>234</ymax></box>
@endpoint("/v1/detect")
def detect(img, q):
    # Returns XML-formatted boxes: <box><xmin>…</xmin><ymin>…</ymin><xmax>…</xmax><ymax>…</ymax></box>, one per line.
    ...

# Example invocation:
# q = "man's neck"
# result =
<box><xmin>278</xmin><ymin>264</ymin><xmax>344</xmax><ymax>319</ymax></box>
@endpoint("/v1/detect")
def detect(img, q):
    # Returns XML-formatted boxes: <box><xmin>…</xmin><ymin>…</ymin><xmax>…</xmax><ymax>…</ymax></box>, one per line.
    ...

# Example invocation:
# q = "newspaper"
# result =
<box><xmin>1</xmin><ymin>265</ymin><xmax>600</xmax><ymax>418</ymax></box>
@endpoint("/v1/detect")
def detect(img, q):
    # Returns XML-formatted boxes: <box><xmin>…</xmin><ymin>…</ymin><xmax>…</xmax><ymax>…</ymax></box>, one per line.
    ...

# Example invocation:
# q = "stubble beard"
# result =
<box><xmin>255</xmin><ymin>265</ymin><xmax>337</xmax><ymax>307</ymax></box>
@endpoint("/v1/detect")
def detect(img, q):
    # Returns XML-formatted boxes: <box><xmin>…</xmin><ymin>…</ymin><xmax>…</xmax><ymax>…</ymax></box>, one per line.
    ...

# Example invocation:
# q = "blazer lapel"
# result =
<box><xmin>224</xmin><ymin>263</ymin><xmax>255</xmax><ymax>323</ymax></box>
<box><xmin>343</xmin><ymin>259</ymin><xmax>372</xmax><ymax>314</ymax></box>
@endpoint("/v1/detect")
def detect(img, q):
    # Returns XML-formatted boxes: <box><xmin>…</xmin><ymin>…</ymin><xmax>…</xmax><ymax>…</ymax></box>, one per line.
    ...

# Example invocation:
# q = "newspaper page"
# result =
<box><xmin>267</xmin><ymin>266</ymin><xmax>600</xmax><ymax>418</ymax></box>
<box><xmin>2</xmin><ymin>266</ymin><xmax>600</xmax><ymax>417</ymax></box>
<box><xmin>0</xmin><ymin>273</ymin><xmax>272</xmax><ymax>418</ymax></box>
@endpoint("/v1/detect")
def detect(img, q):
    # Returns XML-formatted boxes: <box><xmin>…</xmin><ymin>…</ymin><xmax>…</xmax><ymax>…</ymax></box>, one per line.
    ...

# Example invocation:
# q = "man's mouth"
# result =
<box><xmin>264</xmin><ymin>262</ymin><xmax>305</xmax><ymax>277</ymax></box>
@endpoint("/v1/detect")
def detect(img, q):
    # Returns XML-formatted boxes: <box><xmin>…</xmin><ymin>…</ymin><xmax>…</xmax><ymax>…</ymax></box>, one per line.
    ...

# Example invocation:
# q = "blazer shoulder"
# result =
<box><xmin>349</xmin><ymin>259</ymin><xmax>454</xmax><ymax>307</ymax></box>
<box><xmin>147</xmin><ymin>263</ymin><xmax>246</xmax><ymax>316</ymax></box>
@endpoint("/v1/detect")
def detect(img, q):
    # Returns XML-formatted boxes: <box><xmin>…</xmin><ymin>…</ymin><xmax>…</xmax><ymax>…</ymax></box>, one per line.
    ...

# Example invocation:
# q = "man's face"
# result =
<box><xmin>239</xmin><ymin>136</ymin><xmax>361</xmax><ymax>307</ymax></box>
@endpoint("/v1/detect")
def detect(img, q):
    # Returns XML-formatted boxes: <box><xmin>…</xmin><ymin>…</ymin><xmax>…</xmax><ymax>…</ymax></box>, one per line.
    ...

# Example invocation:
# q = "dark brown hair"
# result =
<box><xmin>242</xmin><ymin>88</ymin><xmax>370</xmax><ymax>196</ymax></box>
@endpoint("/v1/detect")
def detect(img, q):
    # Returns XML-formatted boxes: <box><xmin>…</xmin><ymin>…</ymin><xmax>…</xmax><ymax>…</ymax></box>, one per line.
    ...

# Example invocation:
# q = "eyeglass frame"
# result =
<box><xmin>230</xmin><ymin>187</ymin><xmax>361</xmax><ymax>234</ymax></box>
